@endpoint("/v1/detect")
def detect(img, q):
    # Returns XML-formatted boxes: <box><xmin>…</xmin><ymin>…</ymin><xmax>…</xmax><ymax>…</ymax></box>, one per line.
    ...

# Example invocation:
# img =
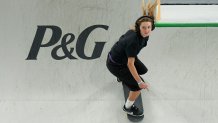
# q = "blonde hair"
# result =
<box><xmin>130</xmin><ymin>0</ymin><xmax>160</xmax><ymax>31</ymax></box>
<box><xmin>142</xmin><ymin>0</ymin><xmax>160</xmax><ymax>19</ymax></box>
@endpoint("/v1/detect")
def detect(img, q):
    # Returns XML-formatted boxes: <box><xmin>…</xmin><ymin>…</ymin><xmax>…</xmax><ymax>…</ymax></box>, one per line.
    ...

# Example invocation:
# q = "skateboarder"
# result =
<box><xmin>106</xmin><ymin>0</ymin><xmax>158</xmax><ymax>116</ymax></box>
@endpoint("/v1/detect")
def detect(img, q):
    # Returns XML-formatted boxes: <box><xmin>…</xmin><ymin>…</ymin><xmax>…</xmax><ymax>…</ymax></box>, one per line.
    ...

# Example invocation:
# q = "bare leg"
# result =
<box><xmin>128</xmin><ymin>90</ymin><xmax>141</xmax><ymax>101</ymax></box>
<box><xmin>123</xmin><ymin>90</ymin><xmax>143</xmax><ymax>116</ymax></box>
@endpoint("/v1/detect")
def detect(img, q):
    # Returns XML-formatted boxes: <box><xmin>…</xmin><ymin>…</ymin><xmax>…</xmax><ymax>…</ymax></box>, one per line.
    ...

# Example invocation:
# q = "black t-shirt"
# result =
<box><xmin>110</xmin><ymin>30</ymin><xmax>149</xmax><ymax>64</ymax></box>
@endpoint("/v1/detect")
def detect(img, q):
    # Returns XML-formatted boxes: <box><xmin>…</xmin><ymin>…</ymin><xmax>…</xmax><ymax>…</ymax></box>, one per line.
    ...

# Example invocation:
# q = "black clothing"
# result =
<box><xmin>109</xmin><ymin>30</ymin><xmax>149</xmax><ymax>65</ymax></box>
<box><xmin>106</xmin><ymin>30</ymin><xmax>149</xmax><ymax>91</ymax></box>
<box><xmin>106</xmin><ymin>55</ymin><xmax>147</xmax><ymax>91</ymax></box>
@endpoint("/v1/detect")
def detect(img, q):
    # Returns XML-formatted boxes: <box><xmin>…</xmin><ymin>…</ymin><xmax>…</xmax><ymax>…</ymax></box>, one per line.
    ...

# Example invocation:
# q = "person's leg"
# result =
<box><xmin>125</xmin><ymin>90</ymin><xmax>141</xmax><ymax>108</ymax></box>
<box><xmin>114</xmin><ymin>58</ymin><xmax>146</xmax><ymax>116</ymax></box>
<box><xmin>134</xmin><ymin>57</ymin><xmax>148</xmax><ymax>75</ymax></box>
<box><xmin>116</xmin><ymin>58</ymin><xmax>147</xmax><ymax>82</ymax></box>
<box><xmin>123</xmin><ymin>89</ymin><xmax>143</xmax><ymax>116</ymax></box>
<box><xmin>118</xmin><ymin>64</ymin><xmax>143</xmax><ymax>109</ymax></box>
<box><xmin>128</xmin><ymin>90</ymin><xmax>141</xmax><ymax>101</ymax></box>
<box><xmin>121</xmin><ymin>71</ymin><xmax>143</xmax><ymax>116</ymax></box>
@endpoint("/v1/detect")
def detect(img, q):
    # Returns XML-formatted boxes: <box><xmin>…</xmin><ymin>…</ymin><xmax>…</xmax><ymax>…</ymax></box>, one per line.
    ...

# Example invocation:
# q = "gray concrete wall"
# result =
<box><xmin>0</xmin><ymin>0</ymin><xmax>218</xmax><ymax>123</ymax></box>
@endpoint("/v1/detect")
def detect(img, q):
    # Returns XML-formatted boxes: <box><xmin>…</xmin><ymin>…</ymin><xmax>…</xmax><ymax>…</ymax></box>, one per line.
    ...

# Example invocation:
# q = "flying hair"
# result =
<box><xmin>141</xmin><ymin>0</ymin><xmax>160</xmax><ymax>20</ymax></box>
<box><xmin>130</xmin><ymin>0</ymin><xmax>160</xmax><ymax>32</ymax></box>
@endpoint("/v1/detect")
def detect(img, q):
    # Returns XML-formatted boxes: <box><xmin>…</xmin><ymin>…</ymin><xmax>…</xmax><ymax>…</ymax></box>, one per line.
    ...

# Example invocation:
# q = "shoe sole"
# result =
<box><xmin>123</xmin><ymin>108</ymin><xmax>144</xmax><ymax>116</ymax></box>
<box><xmin>127</xmin><ymin>112</ymin><xmax>144</xmax><ymax>116</ymax></box>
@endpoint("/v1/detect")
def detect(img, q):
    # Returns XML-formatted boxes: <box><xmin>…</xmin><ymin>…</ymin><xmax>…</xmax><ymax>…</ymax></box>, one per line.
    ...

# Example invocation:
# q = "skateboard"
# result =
<box><xmin>121</xmin><ymin>80</ymin><xmax>144</xmax><ymax>122</ymax></box>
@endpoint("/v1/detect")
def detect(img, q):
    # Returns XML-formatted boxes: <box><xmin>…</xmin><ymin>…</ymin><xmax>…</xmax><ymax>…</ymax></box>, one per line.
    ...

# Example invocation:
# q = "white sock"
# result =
<box><xmin>125</xmin><ymin>99</ymin><xmax>135</xmax><ymax>109</ymax></box>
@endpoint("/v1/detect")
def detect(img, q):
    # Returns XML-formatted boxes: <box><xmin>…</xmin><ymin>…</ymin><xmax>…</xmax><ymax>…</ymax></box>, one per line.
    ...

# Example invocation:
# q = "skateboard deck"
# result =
<box><xmin>122</xmin><ymin>82</ymin><xmax>144</xmax><ymax>122</ymax></box>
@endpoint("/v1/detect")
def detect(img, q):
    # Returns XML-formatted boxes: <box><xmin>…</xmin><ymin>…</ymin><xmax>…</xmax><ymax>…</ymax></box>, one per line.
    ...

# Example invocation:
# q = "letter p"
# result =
<box><xmin>26</xmin><ymin>26</ymin><xmax>62</xmax><ymax>60</ymax></box>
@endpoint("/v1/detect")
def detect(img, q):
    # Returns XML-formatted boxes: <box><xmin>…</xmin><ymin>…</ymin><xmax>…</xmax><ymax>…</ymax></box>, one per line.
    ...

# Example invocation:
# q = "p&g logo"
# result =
<box><xmin>26</xmin><ymin>25</ymin><xmax>109</xmax><ymax>60</ymax></box>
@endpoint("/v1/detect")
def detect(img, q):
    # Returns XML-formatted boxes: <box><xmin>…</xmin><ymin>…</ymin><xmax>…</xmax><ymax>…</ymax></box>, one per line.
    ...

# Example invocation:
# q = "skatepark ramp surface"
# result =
<box><xmin>0</xmin><ymin>0</ymin><xmax>218</xmax><ymax>123</ymax></box>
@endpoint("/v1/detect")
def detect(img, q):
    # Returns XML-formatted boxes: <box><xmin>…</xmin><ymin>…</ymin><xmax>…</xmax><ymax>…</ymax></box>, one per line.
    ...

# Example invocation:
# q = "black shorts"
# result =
<box><xmin>106</xmin><ymin>54</ymin><xmax>148</xmax><ymax>91</ymax></box>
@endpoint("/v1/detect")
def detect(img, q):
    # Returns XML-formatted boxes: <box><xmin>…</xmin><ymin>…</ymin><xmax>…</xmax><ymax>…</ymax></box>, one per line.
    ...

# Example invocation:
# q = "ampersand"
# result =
<box><xmin>51</xmin><ymin>33</ymin><xmax>77</xmax><ymax>60</ymax></box>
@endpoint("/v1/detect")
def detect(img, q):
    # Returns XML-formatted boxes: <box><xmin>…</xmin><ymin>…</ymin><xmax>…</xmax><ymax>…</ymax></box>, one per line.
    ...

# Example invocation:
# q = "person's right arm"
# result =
<box><xmin>127</xmin><ymin>57</ymin><xmax>148</xmax><ymax>89</ymax></box>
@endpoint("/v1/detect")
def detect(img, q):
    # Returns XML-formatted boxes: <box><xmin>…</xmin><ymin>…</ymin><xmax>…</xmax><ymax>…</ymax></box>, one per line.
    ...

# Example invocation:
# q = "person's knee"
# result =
<box><xmin>138</xmin><ymin>67</ymin><xmax>148</xmax><ymax>75</ymax></box>
<box><xmin>143</xmin><ymin>68</ymin><xmax>148</xmax><ymax>74</ymax></box>
<box><xmin>130</xmin><ymin>90</ymin><xmax>141</xmax><ymax>95</ymax></box>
